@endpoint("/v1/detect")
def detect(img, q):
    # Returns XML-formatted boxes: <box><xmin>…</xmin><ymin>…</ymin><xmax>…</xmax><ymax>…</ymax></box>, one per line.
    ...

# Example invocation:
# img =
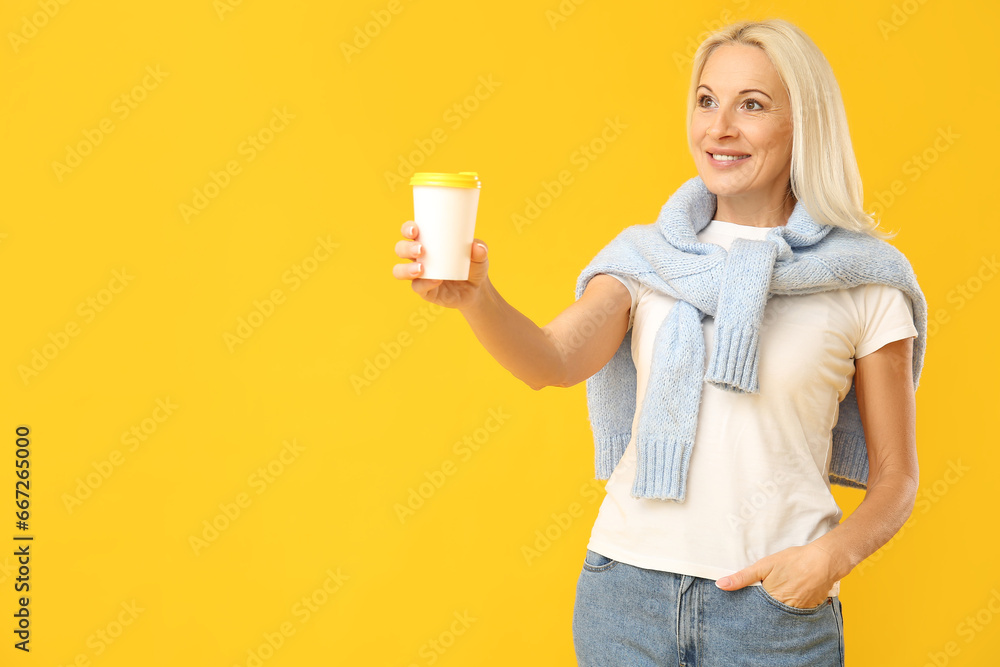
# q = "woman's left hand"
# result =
<box><xmin>714</xmin><ymin>543</ymin><xmax>842</xmax><ymax>609</ymax></box>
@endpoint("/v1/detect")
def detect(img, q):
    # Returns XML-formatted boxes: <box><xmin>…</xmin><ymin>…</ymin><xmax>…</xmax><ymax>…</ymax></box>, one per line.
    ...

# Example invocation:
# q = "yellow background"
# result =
<box><xmin>2</xmin><ymin>0</ymin><xmax>997</xmax><ymax>665</ymax></box>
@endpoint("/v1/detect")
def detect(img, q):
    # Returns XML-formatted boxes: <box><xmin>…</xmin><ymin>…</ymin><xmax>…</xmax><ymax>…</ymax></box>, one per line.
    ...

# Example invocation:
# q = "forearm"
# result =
<box><xmin>458</xmin><ymin>278</ymin><xmax>563</xmax><ymax>390</ymax></box>
<box><xmin>812</xmin><ymin>470</ymin><xmax>918</xmax><ymax>580</ymax></box>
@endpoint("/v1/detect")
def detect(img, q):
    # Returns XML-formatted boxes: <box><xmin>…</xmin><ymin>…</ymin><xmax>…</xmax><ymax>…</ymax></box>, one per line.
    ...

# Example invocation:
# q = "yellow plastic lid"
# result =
<box><xmin>410</xmin><ymin>172</ymin><xmax>481</xmax><ymax>189</ymax></box>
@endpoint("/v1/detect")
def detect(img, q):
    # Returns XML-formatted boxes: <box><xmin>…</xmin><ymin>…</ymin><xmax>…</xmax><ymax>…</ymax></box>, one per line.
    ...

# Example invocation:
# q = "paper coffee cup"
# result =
<box><xmin>409</xmin><ymin>172</ymin><xmax>481</xmax><ymax>280</ymax></box>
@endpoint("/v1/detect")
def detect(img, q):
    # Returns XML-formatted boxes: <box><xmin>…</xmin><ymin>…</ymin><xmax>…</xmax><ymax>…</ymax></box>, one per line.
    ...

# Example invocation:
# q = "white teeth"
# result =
<box><xmin>712</xmin><ymin>153</ymin><xmax>750</xmax><ymax>161</ymax></box>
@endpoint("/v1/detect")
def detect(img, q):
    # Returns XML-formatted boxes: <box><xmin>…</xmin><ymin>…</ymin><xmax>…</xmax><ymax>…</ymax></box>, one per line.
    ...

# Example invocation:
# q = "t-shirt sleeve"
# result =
<box><xmin>601</xmin><ymin>273</ymin><xmax>638</xmax><ymax>332</ymax></box>
<box><xmin>854</xmin><ymin>284</ymin><xmax>918</xmax><ymax>359</ymax></box>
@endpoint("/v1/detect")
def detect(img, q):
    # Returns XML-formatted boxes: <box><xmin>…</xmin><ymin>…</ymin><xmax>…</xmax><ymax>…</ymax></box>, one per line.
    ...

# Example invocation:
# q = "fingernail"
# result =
<box><xmin>408</xmin><ymin>225</ymin><xmax>416</xmax><ymax>236</ymax></box>
<box><xmin>414</xmin><ymin>243</ymin><xmax>422</xmax><ymax>256</ymax></box>
<box><xmin>716</xmin><ymin>577</ymin><xmax>731</xmax><ymax>588</ymax></box>
<box><xmin>413</xmin><ymin>262</ymin><xmax>422</xmax><ymax>274</ymax></box>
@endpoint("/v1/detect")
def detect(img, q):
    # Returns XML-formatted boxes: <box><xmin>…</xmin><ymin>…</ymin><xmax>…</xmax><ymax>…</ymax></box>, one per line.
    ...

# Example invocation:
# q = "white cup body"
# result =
<box><xmin>412</xmin><ymin>185</ymin><xmax>481</xmax><ymax>280</ymax></box>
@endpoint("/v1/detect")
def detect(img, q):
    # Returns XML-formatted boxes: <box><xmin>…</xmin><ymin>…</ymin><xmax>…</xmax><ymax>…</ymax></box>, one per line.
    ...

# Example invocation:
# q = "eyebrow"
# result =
<box><xmin>697</xmin><ymin>84</ymin><xmax>773</xmax><ymax>101</ymax></box>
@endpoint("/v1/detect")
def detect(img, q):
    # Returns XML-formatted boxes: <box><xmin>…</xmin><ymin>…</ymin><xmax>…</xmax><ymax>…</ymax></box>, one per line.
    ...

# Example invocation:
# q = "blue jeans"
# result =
<box><xmin>573</xmin><ymin>550</ymin><xmax>845</xmax><ymax>666</ymax></box>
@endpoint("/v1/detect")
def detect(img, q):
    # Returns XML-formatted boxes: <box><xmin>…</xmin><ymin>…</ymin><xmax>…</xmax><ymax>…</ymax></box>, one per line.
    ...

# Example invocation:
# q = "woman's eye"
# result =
<box><xmin>743</xmin><ymin>98</ymin><xmax>764</xmax><ymax>111</ymax></box>
<box><xmin>698</xmin><ymin>95</ymin><xmax>716</xmax><ymax>108</ymax></box>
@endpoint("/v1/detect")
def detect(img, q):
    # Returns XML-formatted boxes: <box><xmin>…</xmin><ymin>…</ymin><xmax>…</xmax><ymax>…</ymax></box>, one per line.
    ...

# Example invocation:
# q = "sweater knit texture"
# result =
<box><xmin>575</xmin><ymin>176</ymin><xmax>927</xmax><ymax>501</ymax></box>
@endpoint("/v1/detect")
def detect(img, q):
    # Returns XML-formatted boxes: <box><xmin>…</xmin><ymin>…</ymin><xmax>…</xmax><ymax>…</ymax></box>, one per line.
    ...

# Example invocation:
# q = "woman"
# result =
<box><xmin>393</xmin><ymin>19</ymin><xmax>926</xmax><ymax>667</ymax></box>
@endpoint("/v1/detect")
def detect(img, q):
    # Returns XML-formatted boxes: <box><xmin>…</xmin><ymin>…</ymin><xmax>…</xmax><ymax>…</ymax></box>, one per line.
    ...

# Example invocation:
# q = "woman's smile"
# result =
<box><xmin>707</xmin><ymin>151</ymin><xmax>752</xmax><ymax>165</ymax></box>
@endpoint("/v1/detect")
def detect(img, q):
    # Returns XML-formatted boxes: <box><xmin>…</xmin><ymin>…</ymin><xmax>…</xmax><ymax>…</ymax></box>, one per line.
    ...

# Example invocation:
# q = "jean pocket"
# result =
<box><xmin>753</xmin><ymin>584</ymin><xmax>830</xmax><ymax>616</ymax></box>
<box><xmin>582</xmin><ymin>549</ymin><xmax>618</xmax><ymax>573</ymax></box>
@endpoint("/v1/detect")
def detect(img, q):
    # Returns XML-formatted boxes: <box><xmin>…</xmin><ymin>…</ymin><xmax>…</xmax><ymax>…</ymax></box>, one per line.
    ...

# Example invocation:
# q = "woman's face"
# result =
<box><xmin>689</xmin><ymin>44</ymin><xmax>793</xmax><ymax>204</ymax></box>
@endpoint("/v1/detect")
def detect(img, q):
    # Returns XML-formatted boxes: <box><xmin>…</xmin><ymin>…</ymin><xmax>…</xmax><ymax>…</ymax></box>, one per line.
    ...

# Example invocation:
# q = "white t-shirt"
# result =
<box><xmin>587</xmin><ymin>219</ymin><xmax>918</xmax><ymax>597</ymax></box>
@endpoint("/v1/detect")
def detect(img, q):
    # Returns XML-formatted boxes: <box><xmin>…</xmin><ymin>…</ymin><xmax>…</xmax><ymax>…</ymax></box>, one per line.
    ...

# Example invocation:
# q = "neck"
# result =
<box><xmin>714</xmin><ymin>189</ymin><xmax>796</xmax><ymax>228</ymax></box>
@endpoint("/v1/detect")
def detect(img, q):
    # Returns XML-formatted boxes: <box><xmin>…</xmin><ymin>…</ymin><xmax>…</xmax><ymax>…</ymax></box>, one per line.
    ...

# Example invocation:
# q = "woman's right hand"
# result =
<box><xmin>392</xmin><ymin>220</ymin><xmax>491</xmax><ymax>310</ymax></box>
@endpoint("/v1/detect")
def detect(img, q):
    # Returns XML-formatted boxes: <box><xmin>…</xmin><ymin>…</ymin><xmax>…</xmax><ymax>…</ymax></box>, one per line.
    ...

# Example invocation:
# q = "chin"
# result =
<box><xmin>697</xmin><ymin>172</ymin><xmax>753</xmax><ymax>198</ymax></box>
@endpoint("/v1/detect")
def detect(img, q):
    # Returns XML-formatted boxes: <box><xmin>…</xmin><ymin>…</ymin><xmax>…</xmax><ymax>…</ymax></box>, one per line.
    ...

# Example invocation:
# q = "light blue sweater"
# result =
<box><xmin>575</xmin><ymin>176</ymin><xmax>927</xmax><ymax>501</ymax></box>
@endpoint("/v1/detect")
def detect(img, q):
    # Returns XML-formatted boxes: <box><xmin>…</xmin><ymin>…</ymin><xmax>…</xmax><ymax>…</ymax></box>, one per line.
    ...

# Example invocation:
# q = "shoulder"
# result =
<box><xmin>844</xmin><ymin>282</ymin><xmax>914</xmax><ymax>311</ymax></box>
<box><xmin>816</xmin><ymin>227</ymin><xmax>919</xmax><ymax>284</ymax></box>
<box><xmin>823</xmin><ymin>226</ymin><xmax>911</xmax><ymax>261</ymax></box>
<box><xmin>576</xmin><ymin>223</ymin><xmax>654</xmax><ymax>297</ymax></box>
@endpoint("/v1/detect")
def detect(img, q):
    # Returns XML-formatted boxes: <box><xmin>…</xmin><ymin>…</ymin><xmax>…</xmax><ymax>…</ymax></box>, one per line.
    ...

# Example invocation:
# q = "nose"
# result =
<box><xmin>706</xmin><ymin>106</ymin><xmax>738</xmax><ymax>141</ymax></box>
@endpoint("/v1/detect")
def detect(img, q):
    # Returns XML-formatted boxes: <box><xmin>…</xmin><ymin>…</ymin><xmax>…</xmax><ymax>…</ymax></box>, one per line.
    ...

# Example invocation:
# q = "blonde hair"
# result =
<box><xmin>687</xmin><ymin>19</ymin><xmax>894</xmax><ymax>239</ymax></box>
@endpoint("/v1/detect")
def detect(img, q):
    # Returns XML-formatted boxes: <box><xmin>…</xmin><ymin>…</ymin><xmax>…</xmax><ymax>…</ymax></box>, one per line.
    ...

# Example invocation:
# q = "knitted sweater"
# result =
<box><xmin>575</xmin><ymin>176</ymin><xmax>927</xmax><ymax>501</ymax></box>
